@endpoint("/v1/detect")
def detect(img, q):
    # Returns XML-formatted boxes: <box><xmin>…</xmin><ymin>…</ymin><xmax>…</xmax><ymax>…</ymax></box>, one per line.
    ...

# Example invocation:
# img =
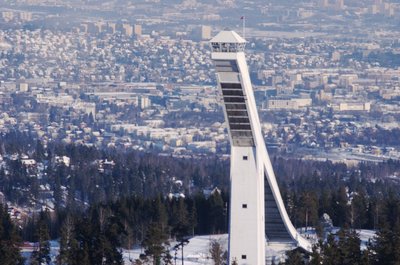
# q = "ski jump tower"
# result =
<box><xmin>210</xmin><ymin>31</ymin><xmax>311</xmax><ymax>265</ymax></box>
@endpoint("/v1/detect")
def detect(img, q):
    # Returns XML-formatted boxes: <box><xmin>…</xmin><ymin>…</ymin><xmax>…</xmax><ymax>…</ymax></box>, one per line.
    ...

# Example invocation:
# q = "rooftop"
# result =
<box><xmin>210</xmin><ymin>30</ymin><xmax>246</xmax><ymax>44</ymax></box>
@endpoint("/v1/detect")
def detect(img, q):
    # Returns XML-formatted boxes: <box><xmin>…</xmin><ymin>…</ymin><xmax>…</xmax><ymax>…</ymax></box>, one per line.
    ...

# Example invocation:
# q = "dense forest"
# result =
<box><xmin>1</xmin><ymin>131</ymin><xmax>400</xmax><ymax>264</ymax></box>
<box><xmin>3</xmin><ymin>194</ymin><xmax>400</xmax><ymax>264</ymax></box>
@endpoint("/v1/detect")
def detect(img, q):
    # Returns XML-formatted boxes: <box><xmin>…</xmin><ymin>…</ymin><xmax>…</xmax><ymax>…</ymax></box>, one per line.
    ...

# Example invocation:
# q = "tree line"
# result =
<box><xmin>1</xmin><ymin>131</ymin><xmax>400</xmax><ymax>263</ymax></box>
<box><xmin>284</xmin><ymin>193</ymin><xmax>400</xmax><ymax>265</ymax></box>
<box><xmin>4</xmin><ymin>191</ymin><xmax>400</xmax><ymax>264</ymax></box>
<box><xmin>1</xmin><ymin>189</ymin><xmax>228</xmax><ymax>264</ymax></box>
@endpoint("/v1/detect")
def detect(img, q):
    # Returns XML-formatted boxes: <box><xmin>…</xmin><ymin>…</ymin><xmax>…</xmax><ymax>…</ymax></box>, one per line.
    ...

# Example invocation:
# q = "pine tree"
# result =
<box><xmin>208</xmin><ymin>191</ymin><xmax>225</xmax><ymax>234</ymax></box>
<box><xmin>297</xmin><ymin>192</ymin><xmax>318</xmax><ymax>230</ymax></box>
<box><xmin>142</xmin><ymin>222</ymin><xmax>169</xmax><ymax>265</ymax></box>
<box><xmin>171</xmin><ymin>198</ymin><xmax>190</xmax><ymax>241</ymax></box>
<box><xmin>316</xmin><ymin>229</ymin><xmax>364</xmax><ymax>265</ymax></box>
<box><xmin>34</xmin><ymin>140</ymin><xmax>46</xmax><ymax>162</ymax></box>
<box><xmin>370</xmin><ymin>221</ymin><xmax>400</xmax><ymax>265</ymax></box>
<box><xmin>309</xmin><ymin>243</ymin><xmax>322</xmax><ymax>265</ymax></box>
<box><xmin>57</xmin><ymin>215</ymin><xmax>74</xmax><ymax>265</ymax></box>
<box><xmin>337</xmin><ymin>228</ymin><xmax>361</xmax><ymax>265</ymax></box>
<box><xmin>0</xmin><ymin>204</ymin><xmax>25</xmax><ymax>265</ymax></box>
<box><xmin>332</xmin><ymin>186</ymin><xmax>350</xmax><ymax>227</ymax></box>
<box><xmin>153</xmin><ymin>195</ymin><xmax>168</xmax><ymax>234</ymax></box>
<box><xmin>189</xmin><ymin>199</ymin><xmax>197</xmax><ymax>236</ymax></box>
<box><xmin>103</xmin><ymin>215</ymin><xmax>124</xmax><ymax>265</ymax></box>
<box><xmin>321</xmin><ymin>233</ymin><xmax>341</xmax><ymax>265</ymax></box>
<box><xmin>369</xmin><ymin>195</ymin><xmax>400</xmax><ymax>265</ymax></box>
<box><xmin>392</xmin><ymin>222</ymin><xmax>400</xmax><ymax>265</ymax></box>
<box><xmin>70</xmin><ymin>218</ymin><xmax>94</xmax><ymax>265</ymax></box>
<box><xmin>162</xmin><ymin>251</ymin><xmax>173</xmax><ymax>265</ymax></box>
<box><xmin>360</xmin><ymin>245</ymin><xmax>373</xmax><ymax>265</ymax></box>
<box><xmin>284</xmin><ymin>248</ymin><xmax>305</xmax><ymax>265</ymax></box>
<box><xmin>351</xmin><ymin>191</ymin><xmax>368</xmax><ymax>229</ymax></box>
<box><xmin>31</xmin><ymin>212</ymin><xmax>51</xmax><ymax>265</ymax></box>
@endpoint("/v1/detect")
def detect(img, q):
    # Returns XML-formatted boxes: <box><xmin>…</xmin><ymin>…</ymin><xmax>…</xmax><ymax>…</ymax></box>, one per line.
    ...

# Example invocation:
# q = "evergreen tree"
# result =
<box><xmin>370</xmin><ymin>222</ymin><xmax>400</xmax><ymax>265</ymax></box>
<box><xmin>332</xmin><ymin>186</ymin><xmax>350</xmax><ymax>227</ymax></box>
<box><xmin>189</xmin><ymin>199</ymin><xmax>198</xmax><ymax>236</ymax></box>
<box><xmin>102</xmin><ymin>215</ymin><xmax>124</xmax><ymax>264</ymax></box>
<box><xmin>34</xmin><ymin>139</ymin><xmax>46</xmax><ymax>162</ymax></box>
<box><xmin>208</xmin><ymin>191</ymin><xmax>226</xmax><ymax>234</ymax></box>
<box><xmin>337</xmin><ymin>228</ymin><xmax>362</xmax><ymax>265</ymax></box>
<box><xmin>369</xmin><ymin>195</ymin><xmax>400</xmax><ymax>265</ymax></box>
<box><xmin>72</xmin><ymin>218</ymin><xmax>94</xmax><ymax>265</ymax></box>
<box><xmin>153</xmin><ymin>195</ymin><xmax>168</xmax><ymax>234</ymax></box>
<box><xmin>296</xmin><ymin>192</ymin><xmax>318</xmax><ymax>230</ymax></box>
<box><xmin>0</xmin><ymin>204</ymin><xmax>24</xmax><ymax>265</ymax></box>
<box><xmin>283</xmin><ymin>248</ymin><xmax>305</xmax><ymax>265</ymax></box>
<box><xmin>351</xmin><ymin>191</ymin><xmax>368</xmax><ymax>229</ymax></box>
<box><xmin>31</xmin><ymin>211</ymin><xmax>51</xmax><ymax>265</ymax></box>
<box><xmin>162</xmin><ymin>251</ymin><xmax>173</xmax><ymax>265</ymax></box>
<box><xmin>314</xmin><ymin>229</ymin><xmax>364</xmax><ymax>265</ymax></box>
<box><xmin>360</xmin><ymin>244</ymin><xmax>373</xmax><ymax>265</ymax></box>
<box><xmin>57</xmin><ymin>215</ymin><xmax>74</xmax><ymax>265</ymax></box>
<box><xmin>142</xmin><ymin>222</ymin><xmax>169</xmax><ymax>265</ymax></box>
<box><xmin>309</xmin><ymin>243</ymin><xmax>322</xmax><ymax>265</ymax></box>
<box><xmin>171</xmin><ymin>198</ymin><xmax>190</xmax><ymax>241</ymax></box>
<box><xmin>321</xmin><ymin>233</ymin><xmax>341</xmax><ymax>265</ymax></box>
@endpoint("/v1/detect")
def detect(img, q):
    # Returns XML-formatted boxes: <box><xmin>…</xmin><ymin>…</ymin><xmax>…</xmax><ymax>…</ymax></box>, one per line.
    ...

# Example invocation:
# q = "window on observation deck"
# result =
<box><xmin>211</xmin><ymin>42</ymin><xmax>220</xmax><ymax>52</ymax></box>
<box><xmin>211</xmin><ymin>42</ymin><xmax>245</xmax><ymax>52</ymax></box>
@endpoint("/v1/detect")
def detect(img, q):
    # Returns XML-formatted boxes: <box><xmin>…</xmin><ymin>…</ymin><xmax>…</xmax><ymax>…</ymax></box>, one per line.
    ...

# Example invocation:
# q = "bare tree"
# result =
<box><xmin>209</xmin><ymin>239</ymin><xmax>227</xmax><ymax>265</ymax></box>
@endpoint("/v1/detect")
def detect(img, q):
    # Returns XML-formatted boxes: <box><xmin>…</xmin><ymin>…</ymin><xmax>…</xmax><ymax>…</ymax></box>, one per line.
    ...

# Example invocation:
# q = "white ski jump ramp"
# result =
<box><xmin>210</xmin><ymin>30</ymin><xmax>311</xmax><ymax>265</ymax></box>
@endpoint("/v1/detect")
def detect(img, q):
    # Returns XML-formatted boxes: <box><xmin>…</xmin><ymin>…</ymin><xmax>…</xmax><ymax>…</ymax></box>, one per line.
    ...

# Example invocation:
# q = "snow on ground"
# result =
<box><xmin>20</xmin><ymin>229</ymin><xmax>376</xmax><ymax>264</ymax></box>
<box><xmin>122</xmin><ymin>234</ymin><xmax>228</xmax><ymax>265</ymax></box>
<box><xmin>21</xmin><ymin>241</ymin><xmax>59</xmax><ymax>264</ymax></box>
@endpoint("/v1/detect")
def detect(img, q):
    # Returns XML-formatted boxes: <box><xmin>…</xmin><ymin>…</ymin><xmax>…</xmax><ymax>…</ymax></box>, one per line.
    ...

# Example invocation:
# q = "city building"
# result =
<box><xmin>201</xmin><ymin>25</ymin><xmax>212</xmax><ymax>40</ymax></box>
<box><xmin>134</xmin><ymin>24</ymin><xmax>142</xmax><ymax>36</ymax></box>
<box><xmin>122</xmin><ymin>23</ymin><xmax>133</xmax><ymax>37</ymax></box>
<box><xmin>266</xmin><ymin>97</ymin><xmax>312</xmax><ymax>110</ymax></box>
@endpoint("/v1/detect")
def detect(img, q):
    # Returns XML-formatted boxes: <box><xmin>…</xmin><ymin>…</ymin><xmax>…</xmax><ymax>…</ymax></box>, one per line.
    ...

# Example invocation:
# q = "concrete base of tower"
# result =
<box><xmin>228</xmin><ymin>146</ymin><xmax>265</xmax><ymax>265</ymax></box>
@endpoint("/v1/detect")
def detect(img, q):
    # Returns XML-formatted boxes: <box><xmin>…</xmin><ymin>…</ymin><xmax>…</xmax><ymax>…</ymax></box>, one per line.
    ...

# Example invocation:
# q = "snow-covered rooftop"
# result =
<box><xmin>210</xmin><ymin>31</ymin><xmax>246</xmax><ymax>43</ymax></box>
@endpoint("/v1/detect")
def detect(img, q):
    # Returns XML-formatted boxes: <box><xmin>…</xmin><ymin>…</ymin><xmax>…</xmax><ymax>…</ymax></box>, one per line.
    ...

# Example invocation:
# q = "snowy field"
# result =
<box><xmin>122</xmin><ymin>228</ymin><xmax>376</xmax><ymax>264</ymax></box>
<box><xmin>122</xmin><ymin>234</ymin><xmax>228</xmax><ymax>265</ymax></box>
